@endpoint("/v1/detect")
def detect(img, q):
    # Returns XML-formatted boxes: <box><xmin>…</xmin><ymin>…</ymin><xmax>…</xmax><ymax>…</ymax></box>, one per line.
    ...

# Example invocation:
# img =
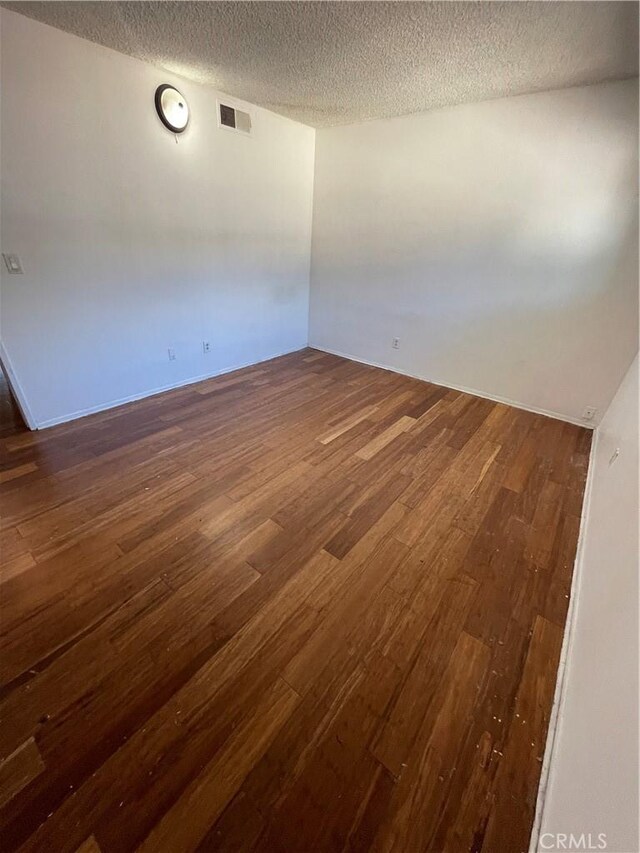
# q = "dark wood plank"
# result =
<box><xmin>0</xmin><ymin>348</ymin><xmax>591</xmax><ymax>852</ymax></box>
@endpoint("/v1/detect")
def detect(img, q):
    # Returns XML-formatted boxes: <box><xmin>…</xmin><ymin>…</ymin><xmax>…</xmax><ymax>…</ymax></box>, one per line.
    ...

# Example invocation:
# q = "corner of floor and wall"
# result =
<box><xmin>307</xmin><ymin>77</ymin><xmax>639</xmax><ymax>431</ymax></box>
<box><xmin>1</xmin><ymin>8</ymin><xmax>638</xmax><ymax>850</ymax></box>
<box><xmin>530</xmin><ymin>354</ymin><xmax>639</xmax><ymax>852</ymax></box>
<box><xmin>0</xmin><ymin>7</ymin><xmax>317</xmax><ymax>431</ymax></box>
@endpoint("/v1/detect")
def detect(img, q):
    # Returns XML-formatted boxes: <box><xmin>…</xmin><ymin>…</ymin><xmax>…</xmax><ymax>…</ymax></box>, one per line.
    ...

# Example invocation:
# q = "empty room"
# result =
<box><xmin>0</xmin><ymin>2</ymin><xmax>638</xmax><ymax>851</ymax></box>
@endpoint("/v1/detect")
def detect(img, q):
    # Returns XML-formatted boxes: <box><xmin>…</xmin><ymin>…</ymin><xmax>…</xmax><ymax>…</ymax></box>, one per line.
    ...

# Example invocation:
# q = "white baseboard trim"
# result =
<box><xmin>310</xmin><ymin>344</ymin><xmax>594</xmax><ymax>429</ymax></box>
<box><xmin>314</xmin><ymin>341</ymin><xmax>599</xmax><ymax>851</ymax></box>
<box><xmin>527</xmin><ymin>425</ymin><xmax>599</xmax><ymax>852</ymax></box>
<box><xmin>311</xmin><ymin>342</ymin><xmax>600</xmax><ymax>847</ymax></box>
<box><xmin>36</xmin><ymin>346</ymin><xmax>306</xmax><ymax>430</ymax></box>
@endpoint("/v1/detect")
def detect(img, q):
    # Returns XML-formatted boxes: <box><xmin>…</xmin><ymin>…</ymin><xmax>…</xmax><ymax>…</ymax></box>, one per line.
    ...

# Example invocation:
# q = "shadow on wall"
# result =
<box><xmin>320</xmin><ymin>207</ymin><xmax>638</xmax><ymax>420</ymax></box>
<box><xmin>309</xmin><ymin>80</ymin><xmax>639</xmax><ymax>422</ymax></box>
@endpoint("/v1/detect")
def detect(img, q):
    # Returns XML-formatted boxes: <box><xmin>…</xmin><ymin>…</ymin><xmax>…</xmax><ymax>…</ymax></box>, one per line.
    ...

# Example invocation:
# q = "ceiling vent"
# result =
<box><xmin>218</xmin><ymin>102</ymin><xmax>252</xmax><ymax>135</ymax></box>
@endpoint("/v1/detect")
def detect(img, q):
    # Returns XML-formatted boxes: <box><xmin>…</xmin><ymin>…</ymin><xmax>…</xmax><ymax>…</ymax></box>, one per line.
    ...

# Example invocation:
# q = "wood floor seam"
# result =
<box><xmin>0</xmin><ymin>348</ymin><xmax>591</xmax><ymax>852</ymax></box>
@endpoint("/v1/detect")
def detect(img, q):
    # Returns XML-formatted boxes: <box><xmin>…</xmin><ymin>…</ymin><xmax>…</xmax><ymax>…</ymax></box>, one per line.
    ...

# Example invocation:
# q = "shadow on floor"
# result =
<box><xmin>0</xmin><ymin>368</ymin><xmax>27</xmax><ymax>438</ymax></box>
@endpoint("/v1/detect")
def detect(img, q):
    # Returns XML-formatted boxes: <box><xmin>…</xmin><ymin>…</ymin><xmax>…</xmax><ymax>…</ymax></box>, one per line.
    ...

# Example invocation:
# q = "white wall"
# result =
<box><xmin>2</xmin><ymin>11</ymin><xmax>637</xmax><ymax>431</ymax></box>
<box><xmin>537</xmin><ymin>354</ymin><xmax>639</xmax><ymax>853</ymax></box>
<box><xmin>0</xmin><ymin>9</ymin><xmax>315</xmax><ymax>427</ymax></box>
<box><xmin>309</xmin><ymin>80</ymin><xmax>639</xmax><ymax>425</ymax></box>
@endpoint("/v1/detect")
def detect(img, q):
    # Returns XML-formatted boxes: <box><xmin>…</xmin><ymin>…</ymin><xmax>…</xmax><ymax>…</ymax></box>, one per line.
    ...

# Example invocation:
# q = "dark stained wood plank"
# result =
<box><xmin>480</xmin><ymin>615</ymin><xmax>564</xmax><ymax>853</ymax></box>
<box><xmin>0</xmin><ymin>348</ymin><xmax>591</xmax><ymax>852</ymax></box>
<box><xmin>0</xmin><ymin>737</ymin><xmax>45</xmax><ymax>807</ymax></box>
<box><xmin>195</xmin><ymin>790</ymin><xmax>265</xmax><ymax>853</ymax></box>
<box><xmin>370</xmin><ymin>631</ymin><xmax>491</xmax><ymax>851</ymax></box>
<box><xmin>371</xmin><ymin>573</ymin><xmax>479</xmax><ymax>777</ymax></box>
<box><xmin>137</xmin><ymin>677</ymin><xmax>299</xmax><ymax>851</ymax></box>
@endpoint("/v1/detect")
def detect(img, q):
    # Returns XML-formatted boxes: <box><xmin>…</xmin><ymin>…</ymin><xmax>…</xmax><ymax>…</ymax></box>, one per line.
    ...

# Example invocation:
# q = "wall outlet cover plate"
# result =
<box><xmin>2</xmin><ymin>253</ymin><xmax>23</xmax><ymax>274</ymax></box>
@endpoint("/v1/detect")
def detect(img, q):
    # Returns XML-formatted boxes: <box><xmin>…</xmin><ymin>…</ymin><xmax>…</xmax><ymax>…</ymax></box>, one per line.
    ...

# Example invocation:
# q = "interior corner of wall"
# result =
<box><xmin>0</xmin><ymin>339</ymin><xmax>38</xmax><ymax>429</ymax></box>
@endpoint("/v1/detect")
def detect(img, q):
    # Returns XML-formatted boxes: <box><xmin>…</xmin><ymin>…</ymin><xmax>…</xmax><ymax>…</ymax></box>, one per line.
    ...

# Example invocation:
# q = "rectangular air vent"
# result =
<box><xmin>218</xmin><ymin>102</ymin><xmax>252</xmax><ymax>135</ymax></box>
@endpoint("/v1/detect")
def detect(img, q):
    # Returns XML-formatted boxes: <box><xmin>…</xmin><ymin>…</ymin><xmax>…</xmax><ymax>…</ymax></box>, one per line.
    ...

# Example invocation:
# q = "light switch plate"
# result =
<box><xmin>2</xmin><ymin>253</ymin><xmax>23</xmax><ymax>274</ymax></box>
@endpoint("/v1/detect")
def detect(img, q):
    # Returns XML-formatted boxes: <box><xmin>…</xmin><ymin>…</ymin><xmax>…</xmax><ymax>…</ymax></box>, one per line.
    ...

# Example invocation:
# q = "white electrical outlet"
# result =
<box><xmin>202</xmin><ymin>341</ymin><xmax>211</xmax><ymax>354</ymax></box>
<box><xmin>2</xmin><ymin>253</ymin><xmax>23</xmax><ymax>274</ymax></box>
<box><xmin>168</xmin><ymin>348</ymin><xmax>176</xmax><ymax>361</ymax></box>
<box><xmin>392</xmin><ymin>337</ymin><xmax>400</xmax><ymax>350</ymax></box>
<box><xmin>582</xmin><ymin>406</ymin><xmax>597</xmax><ymax>421</ymax></box>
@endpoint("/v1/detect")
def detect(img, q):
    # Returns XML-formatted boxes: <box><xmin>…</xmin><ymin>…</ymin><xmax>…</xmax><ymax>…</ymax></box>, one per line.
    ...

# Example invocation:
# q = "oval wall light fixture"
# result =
<box><xmin>155</xmin><ymin>84</ymin><xmax>189</xmax><ymax>133</ymax></box>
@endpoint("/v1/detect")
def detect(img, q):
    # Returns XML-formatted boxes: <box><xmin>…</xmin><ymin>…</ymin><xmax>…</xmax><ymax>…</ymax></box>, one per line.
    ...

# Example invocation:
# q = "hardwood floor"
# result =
<box><xmin>0</xmin><ymin>348</ymin><xmax>591</xmax><ymax>852</ymax></box>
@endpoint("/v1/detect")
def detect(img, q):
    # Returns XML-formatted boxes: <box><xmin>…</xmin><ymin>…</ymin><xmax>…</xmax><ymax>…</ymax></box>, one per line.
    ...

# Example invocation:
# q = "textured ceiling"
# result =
<box><xmin>3</xmin><ymin>1</ymin><xmax>638</xmax><ymax>127</ymax></box>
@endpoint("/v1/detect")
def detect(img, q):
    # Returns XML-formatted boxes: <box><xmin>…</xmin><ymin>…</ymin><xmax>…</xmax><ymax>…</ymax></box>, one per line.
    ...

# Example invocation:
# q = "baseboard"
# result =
<box><xmin>36</xmin><ymin>345</ymin><xmax>307</xmax><ymax>429</ymax></box>
<box><xmin>314</xmin><ymin>340</ymin><xmax>599</xmax><ymax>850</ymax></box>
<box><xmin>527</xmin><ymin>425</ymin><xmax>600</xmax><ymax>852</ymax></box>
<box><xmin>314</xmin><ymin>334</ymin><xmax>601</xmax><ymax>847</ymax></box>
<box><xmin>310</xmin><ymin>344</ymin><xmax>594</xmax><ymax>429</ymax></box>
